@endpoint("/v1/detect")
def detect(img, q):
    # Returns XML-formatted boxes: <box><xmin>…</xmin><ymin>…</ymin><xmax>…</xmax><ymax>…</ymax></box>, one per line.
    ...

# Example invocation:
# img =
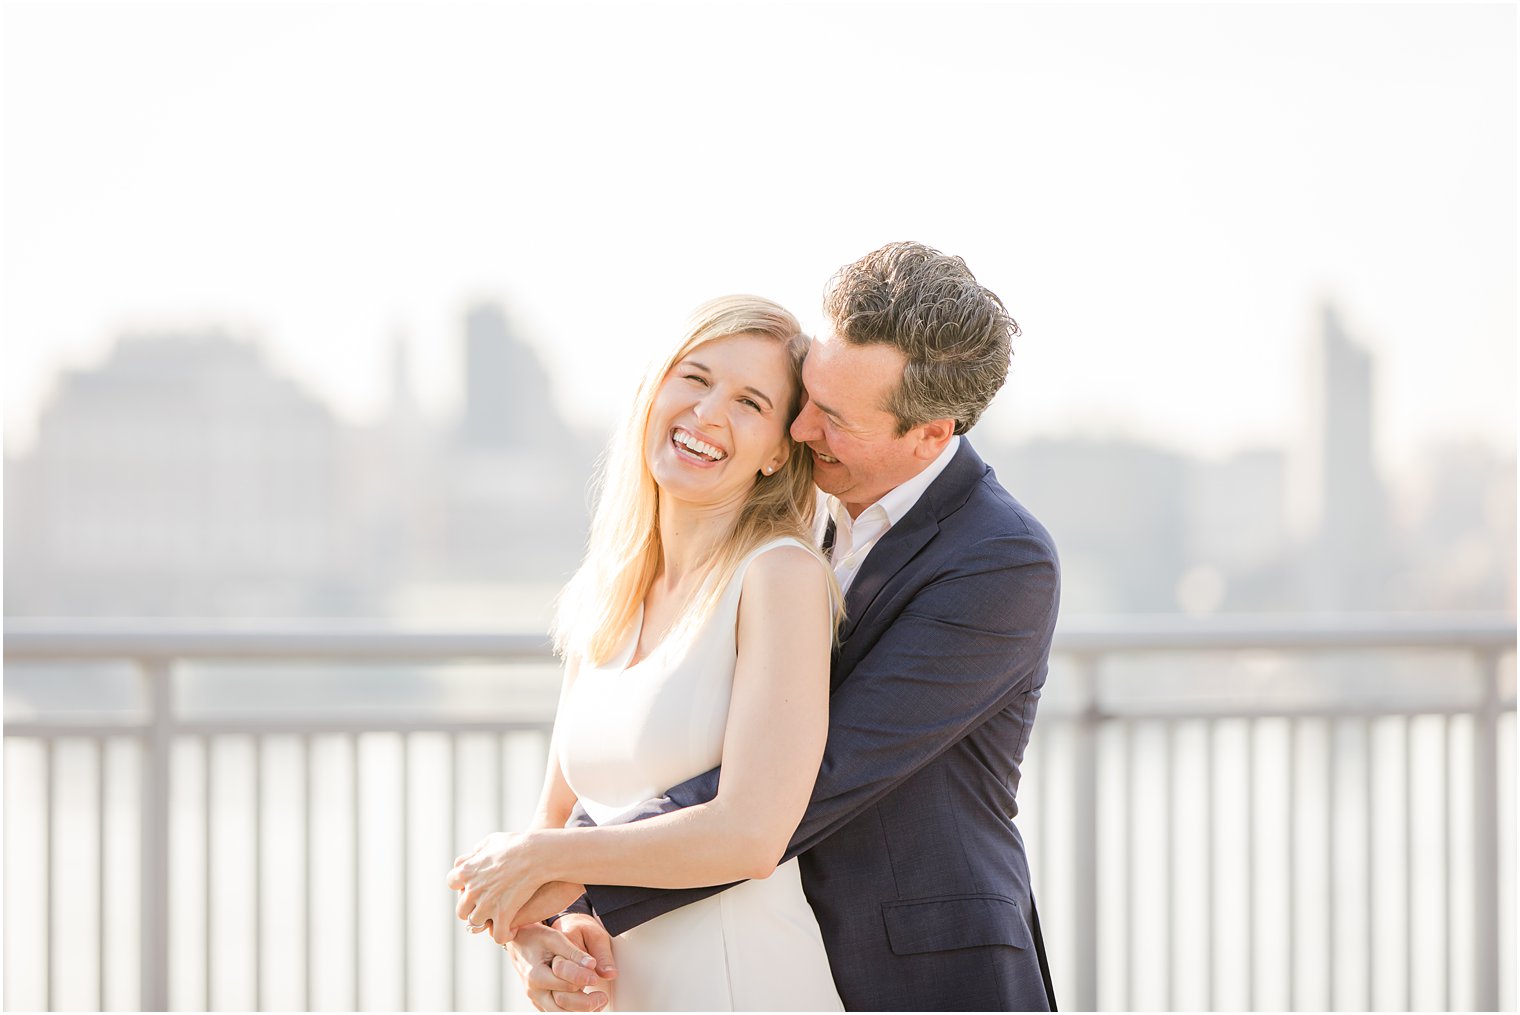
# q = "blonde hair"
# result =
<box><xmin>554</xmin><ymin>295</ymin><xmax>843</xmax><ymax>666</ymax></box>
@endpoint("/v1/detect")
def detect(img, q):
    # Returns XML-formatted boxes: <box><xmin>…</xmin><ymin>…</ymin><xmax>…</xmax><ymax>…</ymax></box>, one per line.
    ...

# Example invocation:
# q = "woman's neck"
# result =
<box><xmin>654</xmin><ymin>490</ymin><xmax>745</xmax><ymax>592</ymax></box>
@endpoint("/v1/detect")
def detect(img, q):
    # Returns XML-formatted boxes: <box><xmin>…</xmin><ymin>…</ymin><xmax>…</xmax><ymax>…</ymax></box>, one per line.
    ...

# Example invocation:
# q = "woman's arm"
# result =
<box><xmin>536</xmin><ymin>544</ymin><xmax>833</xmax><ymax>885</ymax></box>
<box><xmin>531</xmin><ymin>654</ymin><xmax>583</xmax><ymax>830</ymax></box>
<box><xmin>451</xmin><ymin>544</ymin><xmax>832</xmax><ymax>936</ymax></box>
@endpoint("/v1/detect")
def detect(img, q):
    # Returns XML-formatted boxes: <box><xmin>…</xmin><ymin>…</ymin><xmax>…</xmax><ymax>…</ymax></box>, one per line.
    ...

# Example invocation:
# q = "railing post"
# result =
<box><xmin>139</xmin><ymin>658</ymin><xmax>172</xmax><ymax>1012</ymax></box>
<box><xmin>1070</xmin><ymin>653</ymin><xmax>1100</xmax><ymax>1013</ymax></box>
<box><xmin>1472</xmin><ymin>650</ymin><xmax>1501</xmax><ymax>1011</ymax></box>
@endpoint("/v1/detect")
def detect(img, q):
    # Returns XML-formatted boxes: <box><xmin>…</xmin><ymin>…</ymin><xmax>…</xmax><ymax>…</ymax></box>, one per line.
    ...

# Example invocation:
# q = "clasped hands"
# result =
<box><xmin>445</xmin><ymin>830</ymin><xmax>585</xmax><ymax>945</ymax></box>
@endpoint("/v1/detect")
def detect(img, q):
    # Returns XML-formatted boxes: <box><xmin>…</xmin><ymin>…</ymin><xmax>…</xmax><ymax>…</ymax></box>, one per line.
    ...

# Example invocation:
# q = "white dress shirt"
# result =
<box><xmin>816</xmin><ymin>436</ymin><xmax>961</xmax><ymax>594</ymax></box>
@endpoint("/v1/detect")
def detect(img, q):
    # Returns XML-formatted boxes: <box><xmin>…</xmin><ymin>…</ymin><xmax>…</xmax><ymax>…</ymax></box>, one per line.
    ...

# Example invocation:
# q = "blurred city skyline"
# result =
<box><xmin>6</xmin><ymin>296</ymin><xmax>1512</xmax><ymax>622</ymax></box>
<box><xmin>3</xmin><ymin>2</ymin><xmax>1515</xmax><ymax>473</ymax></box>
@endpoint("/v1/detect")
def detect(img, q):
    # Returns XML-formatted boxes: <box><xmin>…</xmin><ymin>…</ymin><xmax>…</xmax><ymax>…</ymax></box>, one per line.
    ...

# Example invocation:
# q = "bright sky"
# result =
<box><xmin>2</xmin><ymin>2</ymin><xmax>1514</xmax><ymax>474</ymax></box>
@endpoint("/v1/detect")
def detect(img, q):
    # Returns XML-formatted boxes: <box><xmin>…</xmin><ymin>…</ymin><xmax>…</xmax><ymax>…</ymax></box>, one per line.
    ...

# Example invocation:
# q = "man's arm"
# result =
<box><xmin>580</xmin><ymin>530</ymin><xmax>1059</xmax><ymax>935</ymax></box>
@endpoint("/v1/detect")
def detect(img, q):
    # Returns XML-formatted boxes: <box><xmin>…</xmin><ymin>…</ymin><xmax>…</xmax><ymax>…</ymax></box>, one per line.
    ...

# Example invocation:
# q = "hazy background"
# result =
<box><xmin>2</xmin><ymin>4</ymin><xmax>1516</xmax><ymax>1012</ymax></box>
<box><xmin>3</xmin><ymin>1</ymin><xmax>1514</xmax><ymax>626</ymax></box>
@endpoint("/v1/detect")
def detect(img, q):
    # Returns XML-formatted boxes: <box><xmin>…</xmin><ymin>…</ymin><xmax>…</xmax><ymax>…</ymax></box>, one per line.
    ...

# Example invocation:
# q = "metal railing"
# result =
<box><xmin>4</xmin><ymin>615</ymin><xmax>1514</xmax><ymax>1012</ymax></box>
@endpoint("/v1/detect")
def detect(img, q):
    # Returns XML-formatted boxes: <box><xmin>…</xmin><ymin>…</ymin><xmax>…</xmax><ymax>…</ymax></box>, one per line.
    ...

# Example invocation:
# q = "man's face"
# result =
<box><xmin>790</xmin><ymin>329</ymin><xmax>942</xmax><ymax>517</ymax></box>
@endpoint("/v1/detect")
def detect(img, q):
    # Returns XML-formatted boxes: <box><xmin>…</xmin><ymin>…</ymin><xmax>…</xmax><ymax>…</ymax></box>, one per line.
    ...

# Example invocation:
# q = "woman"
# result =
<box><xmin>447</xmin><ymin>295</ymin><xmax>844</xmax><ymax>1011</ymax></box>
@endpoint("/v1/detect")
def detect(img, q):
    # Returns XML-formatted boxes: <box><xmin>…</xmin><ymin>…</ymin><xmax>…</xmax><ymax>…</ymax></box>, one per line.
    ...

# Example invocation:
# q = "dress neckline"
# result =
<box><xmin>611</xmin><ymin>536</ymin><xmax>811</xmax><ymax>673</ymax></box>
<box><xmin>623</xmin><ymin>601</ymin><xmax>659</xmax><ymax>670</ymax></box>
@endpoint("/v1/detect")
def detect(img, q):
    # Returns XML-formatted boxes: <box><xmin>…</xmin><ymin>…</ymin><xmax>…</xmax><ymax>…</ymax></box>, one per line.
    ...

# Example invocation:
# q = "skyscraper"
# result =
<box><xmin>460</xmin><ymin>303</ymin><xmax>558</xmax><ymax>450</ymax></box>
<box><xmin>1300</xmin><ymin>302</ymin><xmax>1390</xmax><ymax>608</ymax></box>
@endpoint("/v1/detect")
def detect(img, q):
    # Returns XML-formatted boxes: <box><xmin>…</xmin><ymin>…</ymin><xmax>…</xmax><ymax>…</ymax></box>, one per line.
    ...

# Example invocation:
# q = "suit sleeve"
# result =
<box><xmin>582</xmin><ymin>528</ymin><xmax>1060</xmax><ymax>935</ymax></box>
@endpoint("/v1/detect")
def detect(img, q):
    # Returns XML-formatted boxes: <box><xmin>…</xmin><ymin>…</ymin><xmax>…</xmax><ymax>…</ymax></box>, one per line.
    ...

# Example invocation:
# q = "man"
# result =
<box><xmin>509</xmin><ymin>241</ymin><xmax>1059</xmax><ymax>1011</ymax></box>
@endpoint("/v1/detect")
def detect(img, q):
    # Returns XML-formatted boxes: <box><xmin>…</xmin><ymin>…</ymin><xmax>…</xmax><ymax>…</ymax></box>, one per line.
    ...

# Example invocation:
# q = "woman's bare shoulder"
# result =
<box><xmin>740</xmin><ymin>540</ymin><xmax>830</xmax><ymax>613</ymax></box>
<box><xmin>745</xmin><ymin>539</ymin><xmax>828</xmax><ymax>583</ymax></box>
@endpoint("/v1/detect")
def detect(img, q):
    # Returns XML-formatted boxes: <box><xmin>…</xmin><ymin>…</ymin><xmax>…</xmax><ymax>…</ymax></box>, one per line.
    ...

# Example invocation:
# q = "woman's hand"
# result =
<box><xmin>447</xmin><ymin>830</ymin><xmax>562</xmax><ymax>943</ymax></box>
<box><xmin>510</xmin><ymin>880</ymin><xmax>593</xmax><ymax>929</ymax></box>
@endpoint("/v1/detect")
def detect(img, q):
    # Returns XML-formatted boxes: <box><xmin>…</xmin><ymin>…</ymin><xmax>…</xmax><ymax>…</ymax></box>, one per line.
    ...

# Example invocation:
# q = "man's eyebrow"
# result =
<box><xmin>810</xmin><ymin>397</ymin><xmax>846</xmax><ymax>423</ymax></box>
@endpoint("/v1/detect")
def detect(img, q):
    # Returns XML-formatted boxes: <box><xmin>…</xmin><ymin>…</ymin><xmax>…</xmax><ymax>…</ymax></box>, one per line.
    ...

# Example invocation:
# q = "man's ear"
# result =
<box><xmin>911</xmin><ymin>418</ymin><xmax>955</xmax><ymax>460</ymax></box>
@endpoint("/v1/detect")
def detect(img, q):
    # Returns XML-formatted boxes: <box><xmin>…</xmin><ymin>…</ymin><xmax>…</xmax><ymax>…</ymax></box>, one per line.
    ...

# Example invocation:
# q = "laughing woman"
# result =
<box><xmin>447</xmin><ymin>296</ymin><xmax>844</xmax><ymax>1011</ymax></box>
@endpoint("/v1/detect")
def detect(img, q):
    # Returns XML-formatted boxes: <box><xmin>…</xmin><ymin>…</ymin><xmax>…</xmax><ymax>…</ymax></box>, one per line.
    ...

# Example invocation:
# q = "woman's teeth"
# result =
<box><xmin>673</xmin><ymin>429</ymin><xmax>726</xmax><ymax>461</ymax></box>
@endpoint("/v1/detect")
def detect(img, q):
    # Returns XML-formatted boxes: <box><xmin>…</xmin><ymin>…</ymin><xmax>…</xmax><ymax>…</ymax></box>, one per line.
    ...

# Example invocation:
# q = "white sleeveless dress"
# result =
<box><xmin>557</xmin><ymin>537</ymin><xmax>844</xmax><ymax>1012</ymax></box>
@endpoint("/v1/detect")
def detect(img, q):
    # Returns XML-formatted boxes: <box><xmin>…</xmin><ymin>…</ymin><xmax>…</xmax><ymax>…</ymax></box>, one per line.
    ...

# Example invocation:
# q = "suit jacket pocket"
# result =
<box><xmin>880</xmin><ymin>893</ymin><xmax>1032</xmax><ymax>956</ymax></box>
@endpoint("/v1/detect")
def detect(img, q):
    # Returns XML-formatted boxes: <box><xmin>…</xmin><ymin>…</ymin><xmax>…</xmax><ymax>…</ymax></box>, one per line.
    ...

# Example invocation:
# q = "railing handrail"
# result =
<box><xmin>1054</xmin><ymin>612</ymin><xmax>1516</xmax><ymax>652</ymax></box>
<box><xmin>5</xmin><ymin>613</ymin><xmax>1514</xmax><ymax>660</ymax></box>
<box><xmin>2</xmin><ymin>621</ymin><xmax>553</xmax><ymax>660</ymax></box>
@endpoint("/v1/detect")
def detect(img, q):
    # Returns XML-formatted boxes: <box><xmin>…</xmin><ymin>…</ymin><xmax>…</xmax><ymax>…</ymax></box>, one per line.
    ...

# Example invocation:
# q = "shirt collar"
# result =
<box><xmin>825</xmin><ymin>435</ymin><xmax>961</xmax><ymax>541</ymax></box>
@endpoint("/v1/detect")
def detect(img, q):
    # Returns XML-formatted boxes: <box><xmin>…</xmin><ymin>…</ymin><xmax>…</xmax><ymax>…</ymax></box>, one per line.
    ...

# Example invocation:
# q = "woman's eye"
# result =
<box><xmin>739</xmin><ymin>397</ymin><xmax>761</xmax><ymax>411</ymax></box>
<box><xmin>683</xmin><ymin>374</ymin><xmax>708</xmax><ymax>386</ymax></box>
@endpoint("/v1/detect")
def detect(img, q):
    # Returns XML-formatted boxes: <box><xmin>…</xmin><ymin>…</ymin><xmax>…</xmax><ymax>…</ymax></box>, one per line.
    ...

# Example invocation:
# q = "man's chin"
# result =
<box><xmin>810</xmin><ymin>475</ymin><xmax>847</xmax><ymax>497</ymax></box>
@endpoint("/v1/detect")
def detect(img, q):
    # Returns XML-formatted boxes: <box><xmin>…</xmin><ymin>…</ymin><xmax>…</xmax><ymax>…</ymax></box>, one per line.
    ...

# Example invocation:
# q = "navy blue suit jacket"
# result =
<box><xmin>571</xmin><ymin>440</ymin><xmax>1060</xmax><ymax>1011</ymax></box>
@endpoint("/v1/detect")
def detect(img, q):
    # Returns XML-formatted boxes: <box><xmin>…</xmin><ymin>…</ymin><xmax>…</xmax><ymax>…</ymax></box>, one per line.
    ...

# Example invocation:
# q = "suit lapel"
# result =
<box><xmin>836</xmin><ymin>440</ymin><xmax>988</xmax><ymax>644</ymax></box>
<box><xmin>838</xmin><ymin>513</ymin><xmax>936</xmax><ymax>643</ymax></box>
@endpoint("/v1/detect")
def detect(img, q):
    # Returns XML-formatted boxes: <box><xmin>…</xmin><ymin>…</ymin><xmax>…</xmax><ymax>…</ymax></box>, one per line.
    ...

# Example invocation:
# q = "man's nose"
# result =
<box><xmin>790</xmin><ymin>399</ymin><xmax>821</xmax><ymax>442</ymax></box>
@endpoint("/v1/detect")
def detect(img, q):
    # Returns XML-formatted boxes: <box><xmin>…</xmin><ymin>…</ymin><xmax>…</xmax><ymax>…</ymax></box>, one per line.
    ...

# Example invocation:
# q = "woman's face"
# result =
<box><xmin>644</xmin><ymin>332</ymin><xmax>795</xmax><ymax>510</ymax></box>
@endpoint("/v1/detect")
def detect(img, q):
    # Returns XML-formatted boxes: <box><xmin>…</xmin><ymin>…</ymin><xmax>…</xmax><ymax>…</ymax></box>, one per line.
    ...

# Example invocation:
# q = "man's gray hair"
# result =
<box><xmin>823</xmin><ymin>241</ymin><xmax>1019</xmax><ymax>436</ymax></box>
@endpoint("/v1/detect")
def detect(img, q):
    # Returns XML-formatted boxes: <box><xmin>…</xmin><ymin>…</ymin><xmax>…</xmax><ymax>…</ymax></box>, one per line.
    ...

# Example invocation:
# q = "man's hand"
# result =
<box><xmin>507</xmin><ymin>915</ymin><xmax>618</xmax><ymax>1012</ymax></box>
